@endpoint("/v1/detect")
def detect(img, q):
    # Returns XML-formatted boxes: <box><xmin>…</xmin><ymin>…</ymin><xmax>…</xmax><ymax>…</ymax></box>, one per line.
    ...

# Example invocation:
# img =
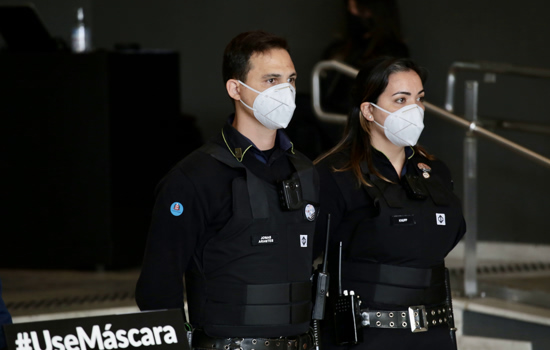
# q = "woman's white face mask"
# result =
<box><xmin>238</xmin><ymin>80</ymin><xmax>296</xmax><ymax>130</ymax></box>
<box><xmin>369</xmin><ymin>103</ymin><xmax>425</xmax><ymax>147</ymax></box>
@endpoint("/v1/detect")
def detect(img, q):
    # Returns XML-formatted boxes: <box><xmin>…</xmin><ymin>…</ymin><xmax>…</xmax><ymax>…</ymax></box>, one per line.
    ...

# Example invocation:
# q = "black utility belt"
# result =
<box><xmin>360</xmin><ymin>302</ymin><xmax>456</xmax><ymax>333</ymax></box>
<box><xmin>192</xmin><ymin>329</ymin><xmax>312</xmax><ymax>350</ymax></box>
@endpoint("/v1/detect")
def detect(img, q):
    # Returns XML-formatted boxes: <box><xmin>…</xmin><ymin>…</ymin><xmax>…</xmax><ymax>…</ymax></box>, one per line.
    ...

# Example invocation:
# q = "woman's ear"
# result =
<box><xmin>226</xmin><ymin>79</ymin><xmax>241</xmax><ymax>101</ymax></box>
<box><xmin>360</xmin><ymin>102</ymin><xmax>374</xmax><ymax>121</ymax></box>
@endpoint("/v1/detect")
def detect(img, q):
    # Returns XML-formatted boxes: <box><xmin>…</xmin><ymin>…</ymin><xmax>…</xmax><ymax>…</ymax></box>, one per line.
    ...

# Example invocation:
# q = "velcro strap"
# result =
<box><xmin>288</xmin><ymin>153</ymin><xmax>319</xmax><ymax>203</ymax></box>
<box><xmin>206</xmin><ymin>281</ymin><xmax>311</xmax><ymax>304</ymax></box>
<box><xmin>347</xmin><ymin>280</ymin><xmax>446</xmax><ymax>306</ymax></box>
<box><xmin>343</xmin><ymin>262</ymin><xmax>445</xmax><ymax>288</ymax></box>
<box><xmin>206</xmin><ymin>302</ymin><xmax>311</xmax><ymax>326</ymax></box>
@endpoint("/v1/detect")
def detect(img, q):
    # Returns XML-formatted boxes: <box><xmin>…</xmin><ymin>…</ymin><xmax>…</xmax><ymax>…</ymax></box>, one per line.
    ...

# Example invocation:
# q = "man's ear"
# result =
<box><xmin>226</xmin><ymin>79</ymin><xmax>241</xmax><ymax>101</ymax></box>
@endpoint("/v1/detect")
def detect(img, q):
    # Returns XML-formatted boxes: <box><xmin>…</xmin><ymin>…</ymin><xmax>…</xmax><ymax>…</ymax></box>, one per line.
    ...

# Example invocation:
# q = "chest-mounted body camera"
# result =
<box><xmin>278</xmin><ymin>177</ymin><xmax>303</xmax><ymax>210</ymax></box>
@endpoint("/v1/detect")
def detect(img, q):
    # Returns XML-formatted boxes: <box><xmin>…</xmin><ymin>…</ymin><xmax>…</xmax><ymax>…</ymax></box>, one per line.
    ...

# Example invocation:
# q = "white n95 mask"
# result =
<box><xmin>238</xmin><ymin>80</ymin><xmax>296</xmax><ymax>130</ymax></box>
<box><xmin>370</xmin><ymin>103</ymin><xmax>425</xmax><ymax>147</ymax></box>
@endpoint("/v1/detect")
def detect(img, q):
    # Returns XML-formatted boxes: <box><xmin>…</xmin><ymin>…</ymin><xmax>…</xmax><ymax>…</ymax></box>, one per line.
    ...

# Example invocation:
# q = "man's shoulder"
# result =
<box><xmin>172</xmin><ymin>143</ymin><xmax>232</xmax><ymax>178</ymax></box>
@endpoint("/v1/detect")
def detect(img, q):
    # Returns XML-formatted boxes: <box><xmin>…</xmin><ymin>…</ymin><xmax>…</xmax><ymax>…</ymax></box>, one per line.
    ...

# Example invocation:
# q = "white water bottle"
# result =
<box><xmin>71</xmin><ymin>7</ymin><xmax>91</xmax><ymax>53</ymax></box>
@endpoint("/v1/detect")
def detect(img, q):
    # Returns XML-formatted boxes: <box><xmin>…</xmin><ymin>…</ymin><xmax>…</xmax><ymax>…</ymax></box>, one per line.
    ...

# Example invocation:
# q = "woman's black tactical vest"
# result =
<box><xmin>186</xmin><ymin>142</ymin><xmax>320</xmax><ymax>338</ymax></box>
<box><xmin>334</xmin><ymin>156</ymin><xmax>464</xmax><ymax>308</ymax></box>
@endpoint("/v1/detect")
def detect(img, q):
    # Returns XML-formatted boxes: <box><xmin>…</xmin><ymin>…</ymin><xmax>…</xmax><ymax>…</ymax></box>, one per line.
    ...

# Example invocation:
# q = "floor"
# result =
<box><xmin>1</xmin><ymin>268</ymin><xmax>140</xmax><ymax>318</ymax></box>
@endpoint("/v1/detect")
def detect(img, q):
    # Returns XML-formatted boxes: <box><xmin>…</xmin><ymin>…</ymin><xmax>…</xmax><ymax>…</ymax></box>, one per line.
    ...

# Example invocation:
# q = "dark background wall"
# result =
<box><xmin>1</xmin><ymin>0</ymin><xmax>548</xmax><ymax>257</ymax></box>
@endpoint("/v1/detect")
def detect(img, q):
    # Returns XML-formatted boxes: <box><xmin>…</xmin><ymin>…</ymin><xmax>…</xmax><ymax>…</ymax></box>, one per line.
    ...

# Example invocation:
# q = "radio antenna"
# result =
<box><xmin>338</xmin><ymin>241</ymin><xmax>343</xmax><ymax>296</ymax></box>
<box><xmin>321</xmin><ymin>214</ymin><xmax>331</xmax><ymax>272</ymax></box>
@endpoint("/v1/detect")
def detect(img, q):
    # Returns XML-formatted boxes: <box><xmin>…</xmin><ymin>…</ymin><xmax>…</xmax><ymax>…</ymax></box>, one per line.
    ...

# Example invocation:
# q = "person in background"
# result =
<box><xmin>322</xmin><ymin>0</ymin><xmax>409</xmax><ymax>115</ymax></box>
<box><xmin>136</xmin><ymin>30</ymin><xmax>319</xmax><ymax>350</ymax></box>
<box><xmin>314</xmin><ymin>57</ymin><xmax>465</xmax><ymax>350</ymax></box>
<box><xmin>0</xmin><ymin>278</ymin><xmax>13</xmax><ymax>350</ymax></box>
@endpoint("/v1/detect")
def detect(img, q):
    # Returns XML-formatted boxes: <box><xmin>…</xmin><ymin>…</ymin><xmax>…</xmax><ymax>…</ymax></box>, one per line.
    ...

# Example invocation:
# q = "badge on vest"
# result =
<box><xmin>251</xmin><ymin>234</ymin><xmax>279</xmax><ymax>246</ymax></box>
<box><xmin>304</xmin><ymin>203</ymin><xmax>316</xmax><ymax>221</ymax></box>
<box><xmin>417</xmin><ymin>162</ymin><xmax>432</xmax><ymax>178</ymax></box>
<box><xmin>391</xmin><ymin>214</ymin><xmax>416</xmax><ymax>226</ymax></box>
<box><xmin>436</xmin><ymin>213</ymin><xmax>446</xmax><ymax>225</ymax></box>
<box><xmin>300</xmin><ymin>235</ymin><xmax>308</xmax><ymax>247</ymax></box>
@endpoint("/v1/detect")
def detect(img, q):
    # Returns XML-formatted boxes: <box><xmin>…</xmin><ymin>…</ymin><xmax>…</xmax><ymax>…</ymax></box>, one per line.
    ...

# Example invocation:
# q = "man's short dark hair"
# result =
<box><xmin>222</xmin><ymin>30</ymin><xmax>290</xmax><ymax>83</ymax></box>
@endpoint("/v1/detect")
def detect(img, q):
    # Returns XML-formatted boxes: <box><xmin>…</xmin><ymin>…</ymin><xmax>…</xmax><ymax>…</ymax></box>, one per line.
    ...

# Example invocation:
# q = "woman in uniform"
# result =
<box><xmin>314</xmin><ymin>57</ymin><xmax>466</xmax><ymax>350</ymax></box>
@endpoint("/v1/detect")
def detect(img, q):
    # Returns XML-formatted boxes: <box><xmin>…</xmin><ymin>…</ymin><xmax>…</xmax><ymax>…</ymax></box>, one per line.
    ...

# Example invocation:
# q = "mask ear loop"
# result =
<box><xmin>368</xmin><ymin>102</ymin><xmax>389</xmax><ymax>130</ymax></box>
<box><xmin>369</xmin><ymin>102</ymin><xmax>391</xmax><ymax>115</ymax></box>
<box><xmin>237</xmin><ymin>80</ymin><xmax>258</xmax><ymax>111</ymax></box>
<box><xmin>238</xmin><ymin>80</ymin><xmax>261</xmax><ymax>94</ymax></box>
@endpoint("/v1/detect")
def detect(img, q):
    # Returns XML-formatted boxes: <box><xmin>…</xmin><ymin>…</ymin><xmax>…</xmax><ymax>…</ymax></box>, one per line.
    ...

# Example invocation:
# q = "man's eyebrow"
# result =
<box><xmin>262</xmin><ymin>73</ymin><xmax>282</xmax><ymax>79</ymax></box>
<box><xmin>261</xmin><ymin>72</ymin><xmax>297</xmax><ymax>79</ymax></box>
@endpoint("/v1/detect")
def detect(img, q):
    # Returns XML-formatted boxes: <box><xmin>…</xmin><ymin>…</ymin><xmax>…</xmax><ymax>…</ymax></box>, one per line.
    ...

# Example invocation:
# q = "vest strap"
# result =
<box><xmin>409</xmin><ymin>158</ymin><xmax>451</xmax><ymax>206</ymax></box>
<box><xmin>205</xmin><ymin>302</ymin><xmax>311</xmax><ymax>326</ymax></box>
<box><xmin>206</xmin><ymin>281</ymin><xmax>311</xmax><ymax>305</ymax></box>
<box><xmin>200</xmin><ymin>142</ymin><xmax>269</xmax><ymax>219</ymax></box>
<box><xmin>288</xmin><ymin>153</ymin><xmax>319</xmax><ymax>204</ymax></box>
<box><xmin>353</xmin><ymin>281</ymin><xmax>446</xmax><ymax>306</ymax></box>
<box><xmin>342</xmin><ymin>262</ymin><xmax>445</xmax><ymax>288</ymax></box>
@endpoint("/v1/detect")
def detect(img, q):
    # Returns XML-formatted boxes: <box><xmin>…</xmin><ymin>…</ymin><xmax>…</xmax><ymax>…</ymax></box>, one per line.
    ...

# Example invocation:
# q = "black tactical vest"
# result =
<box><xmin>186</xmin><ymin>142</ymin><xmax>319</xmax><ymax>338</ymax></box>
<box><xmin>336</xmin><ymin>157</ymin><xmax>464</xmax><ymax>308</ymax></box>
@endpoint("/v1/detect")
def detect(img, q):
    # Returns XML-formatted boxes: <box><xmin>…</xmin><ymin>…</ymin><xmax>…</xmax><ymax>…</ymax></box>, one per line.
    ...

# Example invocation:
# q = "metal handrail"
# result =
<box><xmin>311</xmin><ymin>60</ymin><xmax>358</xmax><ymax>123</ymax></box>
<box><xmin>445</xmin><ymin>61</ymin><xmax>550</xmax><ymax>112</ymax></box>
<box><xmin>311</xmin><ymin>60</ymin><xmax>550</xmax><ymax>169</ymax></box>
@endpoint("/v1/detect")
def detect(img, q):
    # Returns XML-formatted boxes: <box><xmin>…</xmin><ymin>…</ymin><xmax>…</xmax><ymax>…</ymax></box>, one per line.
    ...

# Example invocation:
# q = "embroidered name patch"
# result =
<box><xmin>251</xmin><ymin>234</ymin><xmax>279</xmax><ymax>246</ymax></box>
<box><xmin>391</xmin><ymin>214</ymin><xmax>416</xmax><ymax>226</ymax></box>
<box><xmin>436</xmin><ymin>213</ymin><xmax>446</xmax><ymax>225</ymax></box>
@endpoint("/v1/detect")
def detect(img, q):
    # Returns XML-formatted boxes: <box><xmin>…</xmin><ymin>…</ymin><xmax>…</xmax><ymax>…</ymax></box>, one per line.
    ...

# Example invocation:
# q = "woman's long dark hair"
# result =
<box><xmin>315</xmin><ymin>56</ymin><xmax>434</xmax><ymax>187</ymax></box>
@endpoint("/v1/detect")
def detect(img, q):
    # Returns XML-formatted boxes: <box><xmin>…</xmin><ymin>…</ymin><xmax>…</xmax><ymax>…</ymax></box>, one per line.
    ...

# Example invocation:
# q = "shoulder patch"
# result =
<box><xmin>170</xmin><ymin>202</ymin><xmax>184</xmax><ymax>216</ymax></box>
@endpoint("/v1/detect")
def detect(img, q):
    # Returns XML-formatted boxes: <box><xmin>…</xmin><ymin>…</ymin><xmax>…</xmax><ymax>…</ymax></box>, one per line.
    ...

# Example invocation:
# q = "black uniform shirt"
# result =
<box><xmin>136</xmin><ymin>116</ymin><xmax>296</xmax><ymax>311</ymax></box>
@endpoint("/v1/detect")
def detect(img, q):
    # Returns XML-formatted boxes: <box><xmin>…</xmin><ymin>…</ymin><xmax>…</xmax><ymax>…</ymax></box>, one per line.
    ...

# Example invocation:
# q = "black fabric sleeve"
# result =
<box><xmin>431</xmin><ymin>159</ymin><xmax>467</xmax><ymax>254</ymax></box>
<box><xmin>313</xmin><ymin>161</ymin><xmax>348</xmax><ymax>261</ymax></box>
<box><xmin>135</xmin><ymin>167</ymin><xmax>205</xmax><ymax>311</ymax></box>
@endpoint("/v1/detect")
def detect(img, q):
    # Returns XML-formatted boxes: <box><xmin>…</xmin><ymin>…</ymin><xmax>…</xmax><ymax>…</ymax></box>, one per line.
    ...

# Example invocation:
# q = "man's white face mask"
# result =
<box><xmin>370</xmin><ymin>103</ymin><xmax>425</xmax><ymax>147</ymax></box>
<box><xmin>238</xmin><ymin>80</ymin><xmax>296</xmax><ymax>130</ymax></box>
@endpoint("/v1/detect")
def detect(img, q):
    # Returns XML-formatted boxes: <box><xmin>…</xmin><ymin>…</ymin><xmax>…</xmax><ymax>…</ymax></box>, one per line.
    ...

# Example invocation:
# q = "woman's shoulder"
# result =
<box><xmin>412</xmin><ymin>153</ymin><xmax>454</xmax><ymax>188</ymax></box>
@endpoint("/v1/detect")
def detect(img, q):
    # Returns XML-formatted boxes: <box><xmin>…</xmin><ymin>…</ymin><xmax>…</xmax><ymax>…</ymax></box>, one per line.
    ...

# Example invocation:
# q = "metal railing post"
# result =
<box><xmin>463</xmin><ymin>81</ymin><xmax>479</xmax><ymax>297</ymax></box>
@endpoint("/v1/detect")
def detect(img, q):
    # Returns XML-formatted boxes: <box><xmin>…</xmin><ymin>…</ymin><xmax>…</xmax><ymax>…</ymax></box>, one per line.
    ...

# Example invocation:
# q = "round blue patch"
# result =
<box><xmin>170</xmin><ymin>202</ymin><xmax>184</xmax><ymax>216</ymax></box>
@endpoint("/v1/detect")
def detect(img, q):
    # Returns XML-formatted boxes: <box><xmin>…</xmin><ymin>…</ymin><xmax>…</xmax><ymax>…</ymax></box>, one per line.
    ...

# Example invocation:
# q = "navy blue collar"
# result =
<box><xmin>372</xmin><ymin>146</ymin><xmax>415</xmax><ymax>179</ymax></box>
<box><xmin>221</xmin><ymin>115</ymin><xmax>293</xmax><ymax>164</ymax></box>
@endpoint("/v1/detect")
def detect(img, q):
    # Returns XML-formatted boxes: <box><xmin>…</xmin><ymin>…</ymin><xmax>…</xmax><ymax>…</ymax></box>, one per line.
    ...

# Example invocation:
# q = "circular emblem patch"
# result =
<box><xmin>304</xmin><ymin>204</ymin><xmax>316</xmax><ymax>221</ymax></box>
<box><xmin>170</xmin><ymin>202</ymin><xmax>184</xmax><ymax>216</ymax></box>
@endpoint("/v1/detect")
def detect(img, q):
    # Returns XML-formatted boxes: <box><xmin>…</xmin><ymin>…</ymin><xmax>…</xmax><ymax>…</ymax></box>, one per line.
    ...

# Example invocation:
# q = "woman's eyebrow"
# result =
<box><xmin>392</xmin><ymin>91</ymin><xmax>411</xmax><ymax>96</ymax></box>
<box><xmin>391</xmin><ymin>89</ymin><xmax>425</xmax><ymax>96</ymax></box>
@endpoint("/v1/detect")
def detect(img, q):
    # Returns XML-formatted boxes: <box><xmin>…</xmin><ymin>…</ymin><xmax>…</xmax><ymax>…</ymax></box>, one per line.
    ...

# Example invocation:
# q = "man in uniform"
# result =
<box><xmin>135</xmin><ymin>30</ymin><xmax>319</xmax><ymax>349</ymax></box>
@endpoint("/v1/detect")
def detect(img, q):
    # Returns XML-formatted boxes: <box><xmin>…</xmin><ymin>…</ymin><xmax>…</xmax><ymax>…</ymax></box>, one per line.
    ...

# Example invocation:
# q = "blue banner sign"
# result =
<box><xmin>3</xmin><ymin>309</ymin><xmax>189</xmax><ymax>350</ymax></box>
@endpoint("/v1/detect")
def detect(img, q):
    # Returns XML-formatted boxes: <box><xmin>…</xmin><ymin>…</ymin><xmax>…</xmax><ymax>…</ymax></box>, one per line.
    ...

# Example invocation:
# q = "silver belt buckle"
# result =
<box><xmin>408</xmin><ymin>305</ymin><xmax>428</xmax><ymax>333</ymax></box>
